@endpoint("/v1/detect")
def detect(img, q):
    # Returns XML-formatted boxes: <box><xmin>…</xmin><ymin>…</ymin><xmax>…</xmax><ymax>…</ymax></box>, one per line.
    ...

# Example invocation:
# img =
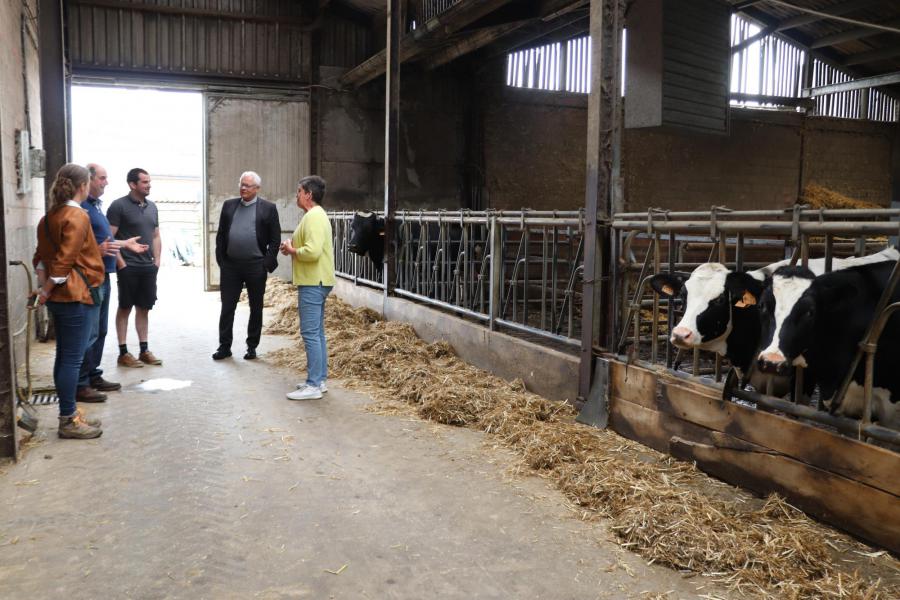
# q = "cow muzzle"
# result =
<box><xmin>669</xmin><ymin>326</ymin><xmax>697</xmax><ymax>348</ymax></box>
<box><xmin>757</xmin><ymin>351</ymin><xmax>788</xmax><ymax>375</ymax></box>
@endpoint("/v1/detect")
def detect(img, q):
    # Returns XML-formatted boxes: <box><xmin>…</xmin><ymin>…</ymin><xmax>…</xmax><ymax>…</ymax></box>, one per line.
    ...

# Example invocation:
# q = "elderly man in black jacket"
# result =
<box><xmin>213</xmin><ymin>171</ymin><xmax>281</xmax><ymax>360</ymax></box>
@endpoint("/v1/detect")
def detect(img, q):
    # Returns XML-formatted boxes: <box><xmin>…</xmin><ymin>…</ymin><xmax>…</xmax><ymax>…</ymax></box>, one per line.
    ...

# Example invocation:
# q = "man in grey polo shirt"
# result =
<box><xmin>107</xmin><ymin>167</ymin><xmax>163</xmax><ymax>368</ymax></box>
<box><xmin>213</xmin><ymin>171</ymin><xmax>281</xmax><ymax>360</ymax></box>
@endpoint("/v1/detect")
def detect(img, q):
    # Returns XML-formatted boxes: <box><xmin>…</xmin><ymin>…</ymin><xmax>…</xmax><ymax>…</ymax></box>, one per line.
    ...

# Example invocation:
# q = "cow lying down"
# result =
<box><xmin>649</xmin><ymin>248</ymin><xmax>899</xmax><ymax>399</ymax></box>
<box><xmin>756</xmin><ymin>250</ymin><xmax>900</xmax><ymax>429</ymax></box>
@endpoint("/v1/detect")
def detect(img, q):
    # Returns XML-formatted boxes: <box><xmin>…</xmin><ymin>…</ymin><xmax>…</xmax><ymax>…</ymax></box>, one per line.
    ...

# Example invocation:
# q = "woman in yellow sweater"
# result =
<box><xmin>280</xmin><ymin>175</ymin><xmax>335</xmax><ymax>400</ymax></box>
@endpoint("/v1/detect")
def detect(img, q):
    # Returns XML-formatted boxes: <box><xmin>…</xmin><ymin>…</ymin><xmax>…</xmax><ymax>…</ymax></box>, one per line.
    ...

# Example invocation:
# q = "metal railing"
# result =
<box><xmin>612</xmin><ymin>206</ymin><xmax>900</xmax><ymax>446</ymax></box>
<box><xmin>330</xmin><ymin>210</ymin><xmax>585</xmax><ymax>347</ymax></box>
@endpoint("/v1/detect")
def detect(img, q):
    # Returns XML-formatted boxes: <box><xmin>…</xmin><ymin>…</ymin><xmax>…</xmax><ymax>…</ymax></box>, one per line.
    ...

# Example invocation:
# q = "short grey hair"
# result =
<box><xmin>298</xmin><ymin>175</ymin><xmax>326</xmax><ymax>205</ymax></box>
<box><xmin>239</xmin><ymin>171</ymin><xmax>261</xmax><ymax>187</ymax></box>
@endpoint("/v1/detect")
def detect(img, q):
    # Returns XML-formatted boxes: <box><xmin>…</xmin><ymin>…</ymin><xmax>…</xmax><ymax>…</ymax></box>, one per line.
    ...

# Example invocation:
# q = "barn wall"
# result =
<box><xmin>316</xmin><ymin>66</ymin><xmax>467</xmax><ymax>211</ymax></box>
<box><xmin>68</xmin><ymin>0</ymin><xmax>313</xmax><ymax>84</ymax></box>
<box><xmin>480</xmin><ymin>61</ymin><xmax>896</xmax><ymax>212</ymax></box>
<box><xmin>1</xmin><ymin>0</ymin><xmax>47</xmax><ymax>456</ymax></box>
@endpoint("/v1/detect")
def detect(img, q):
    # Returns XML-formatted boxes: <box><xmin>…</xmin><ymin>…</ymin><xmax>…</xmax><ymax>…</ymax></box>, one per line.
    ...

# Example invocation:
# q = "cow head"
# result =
<box><xmin>650</xmin><ymin>263</ymin><xmax>761</xmax><ymax>355</ymax></box>
<box><xmin>756</xmin><ymin>266</ymin><xmax>816</xmax><ymax>374</ymax></box>
<box><xmin>348</xmin><ymin>212</ymin><xmax>384</xmax><ymax>264</ymax></box>
<box><xmin>757</xmin><ymin>266</ymin><xmax>859</xmax><ymax>374</ymax></box>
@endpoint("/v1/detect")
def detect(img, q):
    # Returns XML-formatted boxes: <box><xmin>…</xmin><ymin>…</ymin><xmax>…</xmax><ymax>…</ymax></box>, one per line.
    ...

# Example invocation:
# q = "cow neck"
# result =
<box><xmin>724</xmin><ymin>305</ymin><xmax>760</xmax><ymax>372</ymax></box>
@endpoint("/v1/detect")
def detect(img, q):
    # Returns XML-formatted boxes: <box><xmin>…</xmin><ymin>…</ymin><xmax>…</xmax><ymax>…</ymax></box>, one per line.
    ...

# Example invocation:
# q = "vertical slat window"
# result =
<box><xmin>730</xmin><ymin>13</ymin><xmax>898</xmax><ymax>122</ymax></box>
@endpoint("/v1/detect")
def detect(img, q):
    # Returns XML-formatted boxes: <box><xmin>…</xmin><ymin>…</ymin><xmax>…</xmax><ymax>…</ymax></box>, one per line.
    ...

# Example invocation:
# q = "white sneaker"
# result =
<box><xmin>286</xmin><ymin>385</ymin><xmax>323</xmax><ymax>401</ymax></box>
<box><xmin>296</xmin><ymin>381</ymin><xmax>328</xmax><ymax>393</ymax></box>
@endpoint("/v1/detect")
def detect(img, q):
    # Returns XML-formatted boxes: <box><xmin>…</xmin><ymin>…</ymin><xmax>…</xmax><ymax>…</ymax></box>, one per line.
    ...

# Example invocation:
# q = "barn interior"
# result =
<box><xmin>2</xmin><ymin>0</ymin><xmax>900</xmax><ymax>597</ymax></box>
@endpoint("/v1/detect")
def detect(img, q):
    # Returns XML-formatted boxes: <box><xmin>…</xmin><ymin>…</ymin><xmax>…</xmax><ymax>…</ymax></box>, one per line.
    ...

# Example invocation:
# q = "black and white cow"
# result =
<box><xmin>756</xmin><ymin>257</ymin><xmax>900</xmax><ymax>427</ymax></box>
<box><xmin>347</xmin><ymin>211</ymin><xmax>480</xmax><ymax>274</ymax></box>
<box><xmin>649</xmin><ymin>263</ymin><xmax>783</xmax><ymax>394</ymax></box>
<box><xmin>347</xmin><ymin>211</ymin><xmax>385</xmax><ymax>268</ymax></box>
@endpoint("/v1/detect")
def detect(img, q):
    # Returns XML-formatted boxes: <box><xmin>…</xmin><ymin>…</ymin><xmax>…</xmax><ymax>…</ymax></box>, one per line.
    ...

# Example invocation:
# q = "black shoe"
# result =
<box><xmin>76</xmin><ymin>386</ymin><xmax>108</xmax><ymax>403</ymax></box>
<box><xmin>212</xmin><ymin>349</ymin><xmax>233</xmax><ymax>360</ymax></box>
<box><xmin>244</xmin><ymin>349</ymin><xmax>257</xmax><ymax>360</ymax></box>
<box><xmin>90</xmin><ymin>376</ymin><xmax>122</xmax><ymax>392</ymax></box>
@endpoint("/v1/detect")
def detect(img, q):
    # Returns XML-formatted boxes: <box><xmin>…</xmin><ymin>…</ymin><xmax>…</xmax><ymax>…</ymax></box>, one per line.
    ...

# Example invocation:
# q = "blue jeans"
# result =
<box><xmin>79</xmin><ymin>276</ymin><xmax>109</xmax><ymax>387</ymax></box>
<box><xmin>298</xmin><ymin>285</ymin><xmax>332</xmax><ymax>387</ymax></box>
<box><xmin>47</xmin><ymin>301</ymin><xmax>94</xmax><ymax>417</ymax></box>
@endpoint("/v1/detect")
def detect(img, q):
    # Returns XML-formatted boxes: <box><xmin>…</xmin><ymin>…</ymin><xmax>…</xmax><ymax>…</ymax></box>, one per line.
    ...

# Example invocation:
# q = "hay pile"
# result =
<box><xmin>263</xmin><ymin>279</ymin><xmax>899</xmax><ymax>599</ymax></box>
<box><xmin>800</xmin><ymin>183</ymin><xmax>881</xmax><ymax>210</ymax></box>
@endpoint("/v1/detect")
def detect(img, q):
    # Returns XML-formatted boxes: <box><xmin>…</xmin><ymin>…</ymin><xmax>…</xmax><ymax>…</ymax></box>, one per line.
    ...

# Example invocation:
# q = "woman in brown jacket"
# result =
<box><xmin>33</xmin><ymin>163</ymin><xmax>106</xmax><ymax>439</ymax></box>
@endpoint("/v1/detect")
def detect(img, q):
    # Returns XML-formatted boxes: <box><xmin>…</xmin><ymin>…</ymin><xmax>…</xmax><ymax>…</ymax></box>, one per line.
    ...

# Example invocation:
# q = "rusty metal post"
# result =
<box><xmin>383</xmin><ymin>0</ymin><xmax>401</xmax><ymax>304</ymax></box>
<box><xmin>578</xmin><ymin>0</ymin><xmax>623</xmax><ymax>406</ymax></box>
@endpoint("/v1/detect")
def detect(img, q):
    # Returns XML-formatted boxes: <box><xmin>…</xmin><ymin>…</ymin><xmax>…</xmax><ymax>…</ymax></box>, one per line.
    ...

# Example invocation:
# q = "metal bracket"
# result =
<box><xmin>576</xmin><ymin>357</ymin><xmax>610</xmax><ymax>429</ymax></box>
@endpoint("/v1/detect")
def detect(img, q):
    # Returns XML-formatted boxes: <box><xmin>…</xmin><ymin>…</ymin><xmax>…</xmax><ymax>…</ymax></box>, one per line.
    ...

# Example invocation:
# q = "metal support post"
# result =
<box><xmin>578</xmin><ymin>0</ymin><xmax>623</xmax><ymax>415</ymax></box>
<box><xmin>383</xmin><ymin>0</ymin><xmax>401</xmax><ymax>304</ymax></box>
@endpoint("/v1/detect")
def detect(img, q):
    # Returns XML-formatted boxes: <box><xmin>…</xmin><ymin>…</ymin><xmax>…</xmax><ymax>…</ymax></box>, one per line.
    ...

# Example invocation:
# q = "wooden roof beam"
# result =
<box><xmin>340</xmin><ymin>0</ymin><xmax>514</xmax><ymax>88</ymax></box>
<box><xmin>732</xmin><ymin>0</ymin><xmax>880</xmax><ymax>53</ymax></box>
<box><xmin>423</xmin><ymin>19</ymin><xmax>535</xmax><ymax>70</ymax></box>
<box><xmin>810</xmin><ymin>17</ymin><xmax>900</xmax><ymax>49</ymax></box>
<box><xmin>843</xmin><ymin>45</ymin><xmax>900</xmax><ymax>67</ymax></box>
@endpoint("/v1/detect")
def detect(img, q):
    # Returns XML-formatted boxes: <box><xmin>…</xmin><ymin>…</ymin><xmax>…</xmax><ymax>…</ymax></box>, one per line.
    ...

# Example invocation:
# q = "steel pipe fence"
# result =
<box><xmin>612</xmin><ymin>207</ymin><xmax>900</xmax><ymax>446</ymax></box>
<box><xmin>330</xmin><ymin>210</ymin><xmax>585</xmax><ymax>346</ymax></box>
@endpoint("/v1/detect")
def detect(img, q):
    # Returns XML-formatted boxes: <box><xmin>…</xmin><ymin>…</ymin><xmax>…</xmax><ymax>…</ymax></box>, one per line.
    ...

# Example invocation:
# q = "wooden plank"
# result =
<box><xmin>610</xmin><ymin>395</ymin><xmax>772</xmax><ymax>456</ymax></box>
<box><xmin>609</xmin><ymin>361</ymin><xmax>657</xmax><ymax>410</ymax></box>
<box><xmin>658</xmin><ymin>382</ymin><xmax>900</xmax><ymax>498</ymax></box>
<box><xmin>670</xmin><ymin>437</ymin><xmax>900</xmax><ymax>554</ymax></box>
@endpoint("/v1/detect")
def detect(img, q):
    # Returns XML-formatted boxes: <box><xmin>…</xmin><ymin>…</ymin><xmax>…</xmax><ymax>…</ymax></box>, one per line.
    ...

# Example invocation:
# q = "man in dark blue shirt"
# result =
<box><xmin>77</xmin><ymin>163</ymin><xmax>147</xmax><ymax>401</ymax></box>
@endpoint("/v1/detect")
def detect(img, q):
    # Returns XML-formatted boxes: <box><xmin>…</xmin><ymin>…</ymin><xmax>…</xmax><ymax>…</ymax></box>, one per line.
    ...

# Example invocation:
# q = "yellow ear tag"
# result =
<box><xmin>661</xmin><ymin>284</ymin><xmax>674</xmax><ymax>296</ymax></box>
<box><xmin>735</xmin><ymin>291</ymin><xmax>757</xmax><ymax>308</ymax></box>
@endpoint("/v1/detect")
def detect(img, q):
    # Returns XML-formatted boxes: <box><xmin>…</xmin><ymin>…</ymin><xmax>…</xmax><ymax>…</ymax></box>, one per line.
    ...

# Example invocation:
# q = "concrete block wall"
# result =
<box><xmin>478</xmin><ymin>60</ymin><xmax>897</xmax><ymax>212</ymax></box>
<box><xmin>1</xmin><ymin>0</ymin><xmax>47</xmax><ymax>456</ymax></box>
<box><xmin>315</xmin><ymin>66</ymin><xmax>468</xmax><ymax>212</ymax></box>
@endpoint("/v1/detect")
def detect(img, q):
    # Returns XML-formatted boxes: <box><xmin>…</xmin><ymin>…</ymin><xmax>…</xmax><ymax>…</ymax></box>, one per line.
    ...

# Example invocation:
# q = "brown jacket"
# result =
<box><xmin>34</xmin><ymin>205</ymin><xmax>105</xmax><ymax>304</ymax></box>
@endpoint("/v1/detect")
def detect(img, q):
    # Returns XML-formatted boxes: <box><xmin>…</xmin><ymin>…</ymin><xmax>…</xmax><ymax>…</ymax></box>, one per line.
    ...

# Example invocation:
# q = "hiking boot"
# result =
<box><xmin>58</xmin><ymin>413</ymin><xmax>102</xmax><ymax>439</ymax></box>
<box><xmin>139</xmin><ymin>350</ymin><xmax>162</xmax><ymax>365</ymax></box>
<box><xmin>118</xmin><ymin>352</ymin><xmax>144</xmax><ymax>368</ymax></box>
<box><xmin>76</xmin><ymin>386</ymin><xmax>107</xmax><ymax>403</ymax></box>
<box><xmin>90</xmin><ymin>376</ymin><xmax>121</xmax><ymax>392</ymax></box>
<box><xmin>75</xmin><ymin>408</ymin><xmax>102</xmax><ymax>428</ymax></box>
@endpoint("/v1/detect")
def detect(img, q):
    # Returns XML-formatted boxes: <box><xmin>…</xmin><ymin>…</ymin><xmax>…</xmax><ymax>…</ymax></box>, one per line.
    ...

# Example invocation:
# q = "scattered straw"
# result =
<box><xmin>800</xmin><ymin>183</ymin><xmax>881</xmax><ymax>210</ymax></box>
<box><xmin>263</xmin><ymin>279</ymin><xmax>899</xmax><ymax>599</ymax></box>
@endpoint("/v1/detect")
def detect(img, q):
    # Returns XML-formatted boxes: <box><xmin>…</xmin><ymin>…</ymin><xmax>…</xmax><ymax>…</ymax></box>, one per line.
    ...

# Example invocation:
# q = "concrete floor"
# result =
<box><xmin>0</xmin><ymin>267</ymin><xmax>727</xmax><ymax>599</ymax></box>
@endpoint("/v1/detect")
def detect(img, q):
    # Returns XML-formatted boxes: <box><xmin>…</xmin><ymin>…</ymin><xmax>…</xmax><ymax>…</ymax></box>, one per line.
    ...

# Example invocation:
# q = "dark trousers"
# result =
<box><xmin>218</xmin><ymin>260</ymin><xmax>267</xmax><ymax>351</ymax></box>
<box><xmin>80</xmin><ymin>274</ymin><xmax>111</xmax><ymax>385</ymax></box>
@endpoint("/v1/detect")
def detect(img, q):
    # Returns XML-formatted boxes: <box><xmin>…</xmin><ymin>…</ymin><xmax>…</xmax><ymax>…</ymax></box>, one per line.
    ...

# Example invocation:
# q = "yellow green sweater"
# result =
<box><xmin>291</xmin><ymin>205</ymin><xmax>336</xmax><ymax>286</ymax></box>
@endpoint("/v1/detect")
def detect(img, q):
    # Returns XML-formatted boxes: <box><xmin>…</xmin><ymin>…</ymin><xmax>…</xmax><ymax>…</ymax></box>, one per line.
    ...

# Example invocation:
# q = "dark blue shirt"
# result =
<box><xmin>82</xmin><ymin>195</ymin><xmax>116</xmax><ymax>273</ymax></box>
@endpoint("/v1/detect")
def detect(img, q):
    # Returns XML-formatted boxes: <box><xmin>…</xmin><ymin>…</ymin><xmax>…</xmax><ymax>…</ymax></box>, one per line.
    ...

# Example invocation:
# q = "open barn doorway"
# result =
<box><xmin>71</xmin><ymin>85</ymin><xmax>204</xmax><ymax>288</ymax></box>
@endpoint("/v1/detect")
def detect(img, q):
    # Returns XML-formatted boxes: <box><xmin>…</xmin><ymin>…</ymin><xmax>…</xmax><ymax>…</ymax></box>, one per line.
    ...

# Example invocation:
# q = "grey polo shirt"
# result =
<box><xmin>107</xmin><ymin>193</ymin><xmax>159</xmax><ymax>268</ymax></box>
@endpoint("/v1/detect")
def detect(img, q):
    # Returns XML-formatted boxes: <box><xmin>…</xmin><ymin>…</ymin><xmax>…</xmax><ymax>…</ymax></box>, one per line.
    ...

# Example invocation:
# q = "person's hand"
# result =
<box><xmin>118</xmin><ymin>236</ymin><xmax>149</xmax><ymax>254</ymax></box>
<box><xmin>31</xmin><ymin>289</ymin><xmax>49</xmax><ymax>306</ymax></box>
<box><xmin>99</xmin><ymin>238</ymin><xmax>121</xmax><ymax>258</ymax></box>
<box><xmin>280</xmin><ymin>239</ymin><xmax>294</xmax><ymax>256</ymax></box>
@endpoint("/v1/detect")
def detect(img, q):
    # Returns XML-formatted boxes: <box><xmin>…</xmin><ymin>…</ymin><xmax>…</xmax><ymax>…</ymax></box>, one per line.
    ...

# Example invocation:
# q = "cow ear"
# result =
<box><xmin>726</xmin><ymin>272</ymin><xmax>762</xmax><ymax>309</ymax></box>
<box><xmin>648</xmin><ymin>273</ymin><xmax>685</xmax><ymax>298</ymax></box>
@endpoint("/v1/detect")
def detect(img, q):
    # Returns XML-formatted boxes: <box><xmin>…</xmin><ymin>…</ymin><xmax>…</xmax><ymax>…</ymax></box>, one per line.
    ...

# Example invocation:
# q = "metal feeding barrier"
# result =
<box><xmin>330</xmin><ymin>210</ymin><xmax>586</xmax><ymax>347</ymax></box>
<box><xmin>612</xmin><ymin>206</ymin><xmax>900</xmax><ymax>447</ymax></box>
